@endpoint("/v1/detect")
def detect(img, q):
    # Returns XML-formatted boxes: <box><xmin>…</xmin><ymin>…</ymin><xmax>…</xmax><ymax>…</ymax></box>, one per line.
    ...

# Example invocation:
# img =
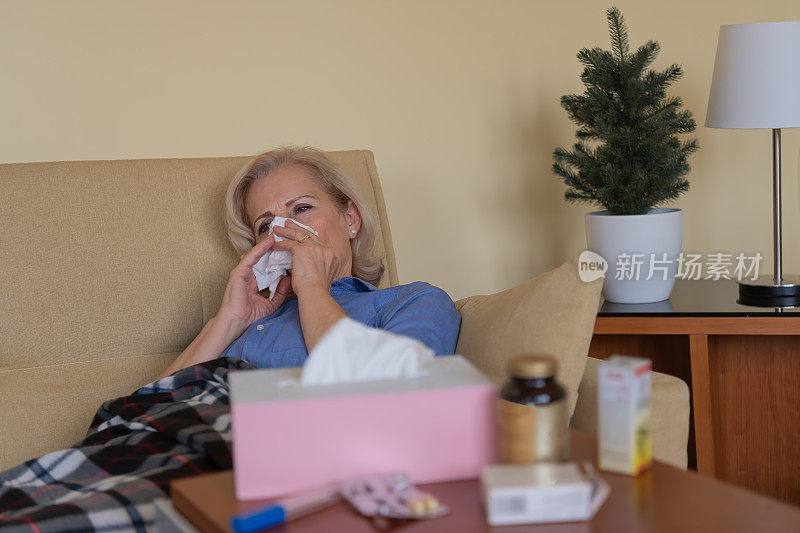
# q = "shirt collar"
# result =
<box><xmin>331</xmin><ymin>276</ymin><xmax>377</xmax><ymax>295</ymax></box>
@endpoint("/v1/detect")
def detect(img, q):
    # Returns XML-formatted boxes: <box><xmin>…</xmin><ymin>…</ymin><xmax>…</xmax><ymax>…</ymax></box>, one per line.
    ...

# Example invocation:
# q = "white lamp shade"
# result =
<box><xmin>706</xmin><ymin>21</ymin><xmax>800</xmax><ymax>129</ymax></box>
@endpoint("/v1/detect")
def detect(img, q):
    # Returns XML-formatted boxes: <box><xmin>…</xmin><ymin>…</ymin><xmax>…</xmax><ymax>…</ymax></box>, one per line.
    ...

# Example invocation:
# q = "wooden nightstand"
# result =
<box><xmin>589</xmin><ymin>279</ymin><xmax>800</xmax><ymax>506</ymax></box>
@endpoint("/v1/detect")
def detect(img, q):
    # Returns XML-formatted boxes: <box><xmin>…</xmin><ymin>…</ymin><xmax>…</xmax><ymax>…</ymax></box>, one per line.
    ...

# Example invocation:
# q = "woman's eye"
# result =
<box><xmin>258</xmin><ymin>222</ymin><xmax>270</xmax><ymax>234</ymax></box>
<box><xmin>295</xmin><ymin>204</ymin><xmax>312</xmax><ymax>214</ymax></box>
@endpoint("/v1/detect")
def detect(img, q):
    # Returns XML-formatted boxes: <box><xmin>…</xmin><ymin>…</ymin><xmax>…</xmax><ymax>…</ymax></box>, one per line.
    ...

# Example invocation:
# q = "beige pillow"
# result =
<box><xmin>454</xmin><ymin>258</ymin><xmax>603</xmax><ymax>418</ymax></box>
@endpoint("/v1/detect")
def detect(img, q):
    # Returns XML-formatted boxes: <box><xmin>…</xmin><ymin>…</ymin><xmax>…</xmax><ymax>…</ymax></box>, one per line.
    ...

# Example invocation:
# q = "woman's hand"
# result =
<box><xmin>271</xmin><ymin>220</ymin><xmax>344</xmax><ymax>298</ymax></box>
<box><xmin>216</xmin><ymin>234</ymin><xmax>293</xmax><ymax>335</ymax></box>
<box><xmin>272</xmin><ymin>220</ymin><xmax>348</xmax><ymax>351</ymax></box>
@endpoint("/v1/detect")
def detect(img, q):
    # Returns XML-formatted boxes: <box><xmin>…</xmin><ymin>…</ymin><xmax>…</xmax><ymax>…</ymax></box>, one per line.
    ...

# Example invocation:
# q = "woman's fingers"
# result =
<box><xmin>272</xmin><ymin>222</ymin><xmax>318</xmax><ymax>243</ymax></box>
<box><xmin>272</xmin><ymin>225</ymin><xmax>301</xmax><ymax>241</ymax></box>
<box><xmin>240</xmin><ymin>234</ymin><xmax>276</xmax><ymax>268</ymax></box>
<box><xmin>262</xmin><ymin>275</ymin><xmax>291</xmax><ymax>316</ymax></box>
<box><xmin>271</xmin><ymin>238</ymin><xmax>298</xmax><ymax>253</ymax></box>
<box><xmin>273</xmin><ymin>274</ymin><xmax>292</xmax><ymax>300</ymax></box>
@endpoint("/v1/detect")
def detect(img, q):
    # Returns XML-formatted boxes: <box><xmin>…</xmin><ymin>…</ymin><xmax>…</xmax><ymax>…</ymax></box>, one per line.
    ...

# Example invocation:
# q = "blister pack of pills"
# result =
<box><xmin>339</xmin><ymin>472</ymin><xmax>449</xmax><ymax>520</ymax></box>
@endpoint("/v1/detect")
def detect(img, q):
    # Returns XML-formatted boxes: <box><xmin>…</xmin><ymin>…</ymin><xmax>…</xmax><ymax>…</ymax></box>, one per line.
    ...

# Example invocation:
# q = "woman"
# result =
<box><xmin>159</xmin><ymin>146</ymin><xmax>460</xmax><ymax>378</ymax></box>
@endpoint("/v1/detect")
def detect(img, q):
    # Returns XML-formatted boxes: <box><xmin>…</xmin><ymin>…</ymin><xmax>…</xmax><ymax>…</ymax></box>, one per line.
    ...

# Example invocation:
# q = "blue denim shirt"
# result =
<box><xmin>219</xmin><ymin>277</ymin><xmax>461</xmax><ymax>368</ymax></box>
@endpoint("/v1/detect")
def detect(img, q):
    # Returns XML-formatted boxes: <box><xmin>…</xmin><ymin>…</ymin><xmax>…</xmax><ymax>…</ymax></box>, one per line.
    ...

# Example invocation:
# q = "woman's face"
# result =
<box><xmin>244</xmin><ymin>164</ymin><xmax>361</xmax><ymax>274</ymax></box>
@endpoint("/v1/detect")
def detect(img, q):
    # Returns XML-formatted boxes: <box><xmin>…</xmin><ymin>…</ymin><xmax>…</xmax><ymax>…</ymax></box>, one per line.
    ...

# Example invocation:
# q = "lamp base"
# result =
<box><xmin>738</xmin><ymin>275</ymin><xmax>800</xmax><ymax>307</ymax></box>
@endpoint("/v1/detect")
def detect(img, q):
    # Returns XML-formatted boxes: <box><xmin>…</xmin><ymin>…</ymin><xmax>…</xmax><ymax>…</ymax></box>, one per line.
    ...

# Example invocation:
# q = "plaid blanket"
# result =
<box><xmin>0</xmin><ymin>357</ymin><xmax>254</xmax><ymax>532</ymax></box>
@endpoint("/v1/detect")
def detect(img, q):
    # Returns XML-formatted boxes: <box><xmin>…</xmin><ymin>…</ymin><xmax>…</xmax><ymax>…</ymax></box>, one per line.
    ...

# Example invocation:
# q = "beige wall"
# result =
<box><xmin>1</xmin><ymin>0</ymin><xmax>799</xmax><ymax>301</ymax></box>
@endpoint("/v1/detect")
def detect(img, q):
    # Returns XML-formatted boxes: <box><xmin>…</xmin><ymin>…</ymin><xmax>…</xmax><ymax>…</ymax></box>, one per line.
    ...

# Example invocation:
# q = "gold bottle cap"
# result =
<box><xmin>508</xmin><ymin>355</ymin><xmax>557</xmax><ymax>379</ymax></box>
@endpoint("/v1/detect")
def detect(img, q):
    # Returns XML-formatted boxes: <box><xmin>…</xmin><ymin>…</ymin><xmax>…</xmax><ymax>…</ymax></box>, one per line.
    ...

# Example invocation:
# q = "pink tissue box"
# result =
<box><xmin>229</xmin><ymin>355</ymin><xmax>495</xmax><ymax>500</ymax></box>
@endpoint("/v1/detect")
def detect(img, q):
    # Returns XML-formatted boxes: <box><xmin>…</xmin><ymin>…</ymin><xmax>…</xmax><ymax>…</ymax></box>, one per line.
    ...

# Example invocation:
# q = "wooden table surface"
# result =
<box><xmin>171</xmin><ymin>431</ymin><xmax>800</xmax><ymax>532</ymax></box>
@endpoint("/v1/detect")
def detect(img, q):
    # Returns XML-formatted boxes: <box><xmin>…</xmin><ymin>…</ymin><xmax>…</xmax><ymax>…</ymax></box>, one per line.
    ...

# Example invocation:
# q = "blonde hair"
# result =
<box><xmin>224</xmin><ymin>146</ymin><xmax>385</xmax><ymax>286</ymax></box>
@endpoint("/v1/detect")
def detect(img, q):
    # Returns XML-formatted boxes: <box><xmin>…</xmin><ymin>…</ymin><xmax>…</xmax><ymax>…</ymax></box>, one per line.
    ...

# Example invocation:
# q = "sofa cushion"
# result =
<box><xmin>454</xmin><ymin>258</ymin><xmax>602</xmax><ymax>418</ymax></box>
<box><xmin>0</xmin><ymin>352</ymin><xmax>177</xmax><ymax>469</ymax></box>
<box><xmin>0</xmin><ymin>159</ymin><xmax>203</xmax><ymax>372</ymax></box>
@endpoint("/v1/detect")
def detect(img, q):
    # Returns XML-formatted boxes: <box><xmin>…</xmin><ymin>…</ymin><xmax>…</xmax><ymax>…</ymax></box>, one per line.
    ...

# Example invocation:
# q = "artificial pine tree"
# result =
<box><xmin>553</xmin><ymin>7</ymin><xmax>699</xmax><ymax>215</ymax></box>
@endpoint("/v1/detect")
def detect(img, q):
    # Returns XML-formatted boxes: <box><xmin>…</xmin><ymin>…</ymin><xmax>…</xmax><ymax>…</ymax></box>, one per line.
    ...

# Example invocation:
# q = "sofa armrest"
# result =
<box><xmin>570</xmin><ymin>357</ymin><xmax>691</xmax><ymax>469</ymax></box>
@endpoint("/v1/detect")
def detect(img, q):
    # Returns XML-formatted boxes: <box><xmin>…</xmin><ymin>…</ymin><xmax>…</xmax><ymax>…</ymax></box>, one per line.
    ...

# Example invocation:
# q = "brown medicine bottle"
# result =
<box><xmin>496</xmin><ymin>355</ymin><xmax>570</xmax><ymax>463</ymax></box>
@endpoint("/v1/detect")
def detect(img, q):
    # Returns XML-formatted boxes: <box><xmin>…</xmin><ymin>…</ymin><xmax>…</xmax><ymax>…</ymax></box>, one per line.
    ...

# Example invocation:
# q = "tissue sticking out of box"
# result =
<box><xmin>301</xmin><ymin>317</ymin><xmax>434</xmax><ymax>385</ymax></box>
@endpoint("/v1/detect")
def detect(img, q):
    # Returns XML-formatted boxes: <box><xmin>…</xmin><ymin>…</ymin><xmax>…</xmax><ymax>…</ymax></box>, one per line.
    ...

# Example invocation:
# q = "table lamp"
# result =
<box><xmin>706</xmin><ymin>21</ymin><xmax>800</xmax><ymax>307</ymax></box>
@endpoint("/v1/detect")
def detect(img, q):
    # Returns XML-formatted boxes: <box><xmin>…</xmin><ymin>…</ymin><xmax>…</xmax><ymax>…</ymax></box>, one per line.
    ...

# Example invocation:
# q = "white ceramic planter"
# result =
<box><xmin>585</xmin><ymin>208</ymin><xmax>683</xmax><ymax>304</ymax></box>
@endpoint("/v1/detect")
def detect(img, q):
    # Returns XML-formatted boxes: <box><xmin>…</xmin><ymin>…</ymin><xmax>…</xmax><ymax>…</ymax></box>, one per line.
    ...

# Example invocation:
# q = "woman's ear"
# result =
<box><xmin>345</xmin><ymin>200</ymin><xmax>362</xmax><ymax>238</ymax></box>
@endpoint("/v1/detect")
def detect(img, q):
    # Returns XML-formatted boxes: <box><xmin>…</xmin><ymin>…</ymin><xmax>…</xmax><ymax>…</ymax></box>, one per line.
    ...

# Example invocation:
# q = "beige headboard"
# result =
<box><xmin>0</xmin><ymin>150</ymin><xmax>398</xmax><ymax>467</ymax></box>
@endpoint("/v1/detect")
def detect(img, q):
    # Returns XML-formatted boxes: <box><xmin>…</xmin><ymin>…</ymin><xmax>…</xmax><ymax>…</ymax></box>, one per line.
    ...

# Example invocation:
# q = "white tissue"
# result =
<box><xmin>251</xmin><ymin>216</ymin><xmax>318</xmax><ymax>299</ymax></box>
<box><xmin>301</xmin><ymin>317</ymin><xmax>435</xmax><ymax>385</ymax></box>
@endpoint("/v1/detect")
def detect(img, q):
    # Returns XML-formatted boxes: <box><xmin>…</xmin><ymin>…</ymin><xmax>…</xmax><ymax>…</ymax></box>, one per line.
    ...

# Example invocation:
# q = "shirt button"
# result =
<box><xmin>256</xmin><ymin>324</ymin><xmax>265</xmax><ymax>331</ymax></box>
